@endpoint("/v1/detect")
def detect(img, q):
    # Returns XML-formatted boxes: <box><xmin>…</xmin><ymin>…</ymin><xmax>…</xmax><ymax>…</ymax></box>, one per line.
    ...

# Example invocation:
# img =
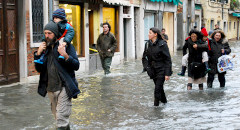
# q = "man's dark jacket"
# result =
<box><xmin>34</xmin><ymin>42</ymin><xmax>80</xmax><ymax>99</ymax></box>
<box><xmin>96</xmin><ymin>32</ymin><xmax>117</xmax><ymax>57</ymax></box>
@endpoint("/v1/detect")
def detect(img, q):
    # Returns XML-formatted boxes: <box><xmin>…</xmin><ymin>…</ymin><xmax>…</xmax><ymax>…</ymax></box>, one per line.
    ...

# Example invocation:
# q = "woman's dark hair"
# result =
<box><xmin>150</xmin><ymin>27</ymin><xmax>163</xmax><ymax>40</ymax></box>
<box><xmin>103</xmin><ymin>22</ymin><xmax>111</xmax><ymax>31</ymax></box>
<box><xmin>210</xmin><ymin>30</ymin><xmax>226</xmax><ymax>39</ymax></box>
<box><xmin>188</xmin><ymin>29</ymin><xmax>202</xmax><ymax>40</ymax></box>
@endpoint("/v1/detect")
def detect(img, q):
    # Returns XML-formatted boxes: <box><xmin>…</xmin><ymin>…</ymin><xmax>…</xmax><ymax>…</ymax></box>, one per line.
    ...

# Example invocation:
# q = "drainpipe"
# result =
<box><xmin>183</xmin><ymin>0</ymin><xmax>188</xmax><ymax>46</ymax></box>
<box><xmin>49</xmin><ymin>0</ymin><xmax>53</xmax><ymax>20</ymax></box>
<box><xmin>191</xmin><ymin>0</ymin><xmax>195</xmax><ymax>27</ymax></box>
<box><xmin>222</xmin><ymin>3</ymin><xmax>223</xmax><ymax>20</ymax></box>
<box><xmin>238</xmin><ymin>18</ymin><xmax>239</xmax><ymax>40</ymax></box>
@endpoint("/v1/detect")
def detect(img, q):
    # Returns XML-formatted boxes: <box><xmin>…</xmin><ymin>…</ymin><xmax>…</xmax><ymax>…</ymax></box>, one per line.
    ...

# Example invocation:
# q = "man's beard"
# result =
<box><xmin>46</xmin><ymin>37</ymin><xmax>57</xmax><ymax>47</ymax></box>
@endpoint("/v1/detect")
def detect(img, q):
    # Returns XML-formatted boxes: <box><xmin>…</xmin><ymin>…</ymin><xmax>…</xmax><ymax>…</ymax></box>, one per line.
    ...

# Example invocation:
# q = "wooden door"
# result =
<box><xmin>0</xmin><ymin>0</ymin><xmax>19</xmax><ymax>85</ymax></box>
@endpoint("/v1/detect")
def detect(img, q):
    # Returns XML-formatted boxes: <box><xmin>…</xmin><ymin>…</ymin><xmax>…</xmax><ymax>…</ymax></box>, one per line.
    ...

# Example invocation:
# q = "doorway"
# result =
<box><xmin>163</xmin><ymin>12</ymin><xmax>174</xmax><ymax>52</ymax></box>
<box><xmin>0</xmin><ymin>0</ymin><xmax>19</xmax><ymax>85</ymax></box>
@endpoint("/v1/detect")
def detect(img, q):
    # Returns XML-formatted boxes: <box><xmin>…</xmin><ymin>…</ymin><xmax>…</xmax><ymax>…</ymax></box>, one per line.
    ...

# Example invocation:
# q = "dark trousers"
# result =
<box><xmin>207</xmin><ymin>73</ymin><xmax>226</xmax><ymax>87</ymax></box>
<box><xmin>100</xmin><ymin>56</ymin><xmax>112</xmax><ymax>75</ymax></box>
<box><xmin>153</xmin><ymin>75</ymin><xmax>167</xmax><ymax>103</ymax></box>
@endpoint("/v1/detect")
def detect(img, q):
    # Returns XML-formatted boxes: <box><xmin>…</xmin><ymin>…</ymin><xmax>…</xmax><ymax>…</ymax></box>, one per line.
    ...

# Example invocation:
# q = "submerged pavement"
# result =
<box><xmin>1</xmin><ymin>41</ymin><xmax>240</xmax><ymax>130</ymax></box>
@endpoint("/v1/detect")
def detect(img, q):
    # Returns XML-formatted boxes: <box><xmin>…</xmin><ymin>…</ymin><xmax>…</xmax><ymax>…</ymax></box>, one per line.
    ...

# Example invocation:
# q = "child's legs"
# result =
<box><xmin>202</xmin><ymin>51</ymin><xmax>208</xmax><ymax>62</ymax></box>
<box><xmin>182</xmin><ymin>53</ymin><xmax>189</xmax><ymax>66</ymax></box>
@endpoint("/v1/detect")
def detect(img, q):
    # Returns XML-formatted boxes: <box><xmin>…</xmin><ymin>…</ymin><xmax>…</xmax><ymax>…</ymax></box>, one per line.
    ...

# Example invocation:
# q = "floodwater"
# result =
<box><xmin>0</xmin><ymin>41</ymin><xmax>240</xmax><ymax>130</ymax></box>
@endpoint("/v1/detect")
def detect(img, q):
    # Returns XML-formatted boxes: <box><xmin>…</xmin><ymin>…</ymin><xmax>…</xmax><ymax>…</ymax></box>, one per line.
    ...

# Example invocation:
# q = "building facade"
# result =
<box><xmin>0</xmin><ymin>0</ymin><xmax>179</xmax><ymax>85</ymax></box>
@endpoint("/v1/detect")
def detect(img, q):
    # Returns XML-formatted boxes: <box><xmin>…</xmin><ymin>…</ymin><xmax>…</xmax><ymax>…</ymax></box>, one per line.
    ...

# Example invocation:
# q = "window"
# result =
<box><xmin>32</xmin><ymin>0</ymin><xmax>44</xmax><ymax>43</ymax></box>
<box><xmin>210</xmin><ymin>20</ymin><xmax>214</xmax><ymax>30</ymax></box>
<box><xmin>29</xmin><ymin>0</ymin><xmax>48</xmax><ymax>47</ymax></box>
<box><xmin>229</xmin><ymin>21</ymin><xmax>231</xmax><ymax>31</ymax></box>
<box><xmin>217</xmin><ymin>21</ymin><xmax>220</xmax><ymax>27</ymax></box>
<box><xmin>234</xmin><ymin>22</ymin><xmax>236</xmax><ymax>29</ymax></box>
<box><xmin>224</xmin><ymin>21</ymin><xmax>227</xmax><ymax>32</ymax></box>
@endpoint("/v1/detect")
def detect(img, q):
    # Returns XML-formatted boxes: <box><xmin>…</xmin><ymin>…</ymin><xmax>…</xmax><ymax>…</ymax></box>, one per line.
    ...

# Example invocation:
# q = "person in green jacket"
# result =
<box><xmin>97</xmin><ymin>22</ymin><xmax>117</xmax><ymax>75</ymax></box>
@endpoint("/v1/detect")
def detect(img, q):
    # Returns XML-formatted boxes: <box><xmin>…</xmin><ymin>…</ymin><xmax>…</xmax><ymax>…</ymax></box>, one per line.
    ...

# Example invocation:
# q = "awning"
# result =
<box><xmin>149</xmin><ymin>0</ymin><xmax>182</xmax><ymax>6</ymax></box>
<box><xmin>102</xmin><ymin>0</ymin><xmax>130</xmax><ymax>6</ymax></box>
<box><xmin>232</xmin><ymin>13</ymin><xmax>240</xmax><ymax>17</ymax></box>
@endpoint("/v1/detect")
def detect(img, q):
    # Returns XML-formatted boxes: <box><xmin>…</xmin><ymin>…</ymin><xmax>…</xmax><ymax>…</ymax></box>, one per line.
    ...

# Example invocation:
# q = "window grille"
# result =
<box><xmin>32</xmin><ymin>0</ymin><xmax>44</xmax><ymax>43</ymax></box>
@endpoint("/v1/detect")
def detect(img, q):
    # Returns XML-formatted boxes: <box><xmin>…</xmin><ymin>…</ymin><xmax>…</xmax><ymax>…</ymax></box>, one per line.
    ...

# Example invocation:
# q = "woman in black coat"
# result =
<box><xmin>207</xmin><ymin>31</ymin><xmax>231</xmax><ymax>88</ymax></box>
<box><xmin>183</xmin><ymin>29</ymin><xmax>208</xmax><ymax>90</ymax></box>
<box><xmin>142</xmin><ymin>27</ymin><xmax>172</xmax><ymax>106</ymax></box>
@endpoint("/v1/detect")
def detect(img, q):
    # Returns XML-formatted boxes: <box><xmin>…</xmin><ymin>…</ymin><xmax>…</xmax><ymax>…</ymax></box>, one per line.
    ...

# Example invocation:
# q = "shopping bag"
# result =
<box><xmin>217</xmin><ymin>55</ymin><xmax>235</xmax><ymax>73</ymax></box>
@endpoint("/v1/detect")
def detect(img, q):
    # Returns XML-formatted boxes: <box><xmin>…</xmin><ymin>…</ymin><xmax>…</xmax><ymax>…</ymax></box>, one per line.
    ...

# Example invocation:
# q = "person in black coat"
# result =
<box><xmin>142</xmin><ymin>27</ymin><xmax>172</xmax><ymax>106</ymax></box>
<box><xmin>207</xmin><ymin>31</ymin><xmax>231</xmax><ymax>88</ymax></box>
<box><xmin>183</xmin><ymin>29</ymin><xmax>209</xmax><ymax>90</ymax></box>
<box><xmin>34</xmin><ymin>21</ymin><xmax>80</xmax><ymax>129</ymax></box>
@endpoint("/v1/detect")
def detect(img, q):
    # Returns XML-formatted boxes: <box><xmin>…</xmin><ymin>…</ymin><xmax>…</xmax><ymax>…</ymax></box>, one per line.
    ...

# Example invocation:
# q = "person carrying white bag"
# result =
<box><xmin>207</xmin><ymin>31</ymin><xmax>231</xmax><ymax>88</ymax></box>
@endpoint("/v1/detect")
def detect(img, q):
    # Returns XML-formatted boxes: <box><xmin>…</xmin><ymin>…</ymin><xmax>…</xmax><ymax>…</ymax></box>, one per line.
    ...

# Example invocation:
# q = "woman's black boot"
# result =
<box><xmin>154</xmin><ymin>98</ymin><xmax>160</xmax><ymax>106</ymax></box>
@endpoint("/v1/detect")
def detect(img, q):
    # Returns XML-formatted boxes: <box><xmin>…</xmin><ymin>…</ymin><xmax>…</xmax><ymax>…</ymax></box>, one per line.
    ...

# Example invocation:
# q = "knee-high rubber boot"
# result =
<box><xmin>178</xmin><ymin>66</ymin><xmax>187</xmax><ymax>76</ymax></box>
<box><xmin>204</xmin><ymin>62</ymin><xmax>211</xmax><ymax>74</ymax></box>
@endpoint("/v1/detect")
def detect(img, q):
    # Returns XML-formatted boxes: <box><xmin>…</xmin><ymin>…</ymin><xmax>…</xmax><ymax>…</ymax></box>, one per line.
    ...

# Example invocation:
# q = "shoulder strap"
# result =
<box><xmin>145</xmin><ymin>42</ymin><xmax>149</xmax><ymax>51</ymax></box>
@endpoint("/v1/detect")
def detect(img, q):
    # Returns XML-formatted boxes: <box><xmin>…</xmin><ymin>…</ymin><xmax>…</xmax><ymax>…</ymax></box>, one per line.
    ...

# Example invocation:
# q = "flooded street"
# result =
<box><xmin>1</xmin><ymin>41</ymin><xmax>240</xmax><ymax>129</ymax></box>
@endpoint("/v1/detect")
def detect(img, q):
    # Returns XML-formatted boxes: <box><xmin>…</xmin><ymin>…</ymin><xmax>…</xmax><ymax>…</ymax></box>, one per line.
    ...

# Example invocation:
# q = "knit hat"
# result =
<box><xmin>201</xmin><ymin>27</ymin><xmax>208</xmax><ymax>36</ymax></box>
<box><xmin>52</xmin><ymin>8</ymin><xmax>66</xmax><ymax>20</ymax></box>
<box><xmin>44</xmin><ymin>21</ymin><xmax>59</xmax><ymax>37</ymax></box>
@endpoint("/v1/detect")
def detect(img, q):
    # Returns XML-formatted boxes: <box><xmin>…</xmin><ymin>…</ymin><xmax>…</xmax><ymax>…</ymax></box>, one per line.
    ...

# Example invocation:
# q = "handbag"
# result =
<box><xmin>190</xmin><ymin>62</ymin><xmax>202</xmax><ymax>72</ymax></box>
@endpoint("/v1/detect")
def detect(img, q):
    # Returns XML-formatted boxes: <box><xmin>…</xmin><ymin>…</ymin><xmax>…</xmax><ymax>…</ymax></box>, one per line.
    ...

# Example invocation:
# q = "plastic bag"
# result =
<box><xmin>217</xmin><ymin>55</ymin><xmax>234</xmax><ymax>73</ymax></box>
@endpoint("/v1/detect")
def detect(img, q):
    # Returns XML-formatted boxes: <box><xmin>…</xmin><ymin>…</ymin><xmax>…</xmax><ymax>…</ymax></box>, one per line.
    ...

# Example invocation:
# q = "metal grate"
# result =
<box><xmin>32</xmin><ymin>0</ymin><xmax>44</xmax><ymax>43</ymax></box>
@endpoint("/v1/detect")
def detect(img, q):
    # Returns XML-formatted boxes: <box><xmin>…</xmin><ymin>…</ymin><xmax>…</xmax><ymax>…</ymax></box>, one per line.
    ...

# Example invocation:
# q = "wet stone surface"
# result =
<box><xmin>1</xmin><ymin>41</ymin><xmax>240</xmax><ymax>129</ymax></box>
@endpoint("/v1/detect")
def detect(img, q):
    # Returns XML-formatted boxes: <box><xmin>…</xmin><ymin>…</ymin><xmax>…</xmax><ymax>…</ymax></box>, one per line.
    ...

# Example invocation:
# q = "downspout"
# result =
<box><xmin>238</xmin><ymin>18</ymin><xmax>239</xmax><ymax>40</ymax></box>
<box><xmin>49</xmin><ymin>0</ymin><xmax>53</xmax><ymax>20</ymax></box>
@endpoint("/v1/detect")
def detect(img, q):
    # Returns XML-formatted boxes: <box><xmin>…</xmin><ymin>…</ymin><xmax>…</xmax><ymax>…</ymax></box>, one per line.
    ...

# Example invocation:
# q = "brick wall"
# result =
<box><xmin>26</xmin><ymin>12</ymin><xmax>39</xmax><ymax>76</ymax></box>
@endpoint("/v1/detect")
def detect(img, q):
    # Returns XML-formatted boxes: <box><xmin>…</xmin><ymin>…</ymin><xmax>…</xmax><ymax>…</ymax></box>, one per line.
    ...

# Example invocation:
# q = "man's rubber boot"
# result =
<box><xmin>178</xmin><ymin>66</ymin><xmax>186</xmax><ymax>76</ymax></box>
<box><xmin>57</xmin><ymin>124</ymin><xmax>70</xmax><ymax>130</ymax></box>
